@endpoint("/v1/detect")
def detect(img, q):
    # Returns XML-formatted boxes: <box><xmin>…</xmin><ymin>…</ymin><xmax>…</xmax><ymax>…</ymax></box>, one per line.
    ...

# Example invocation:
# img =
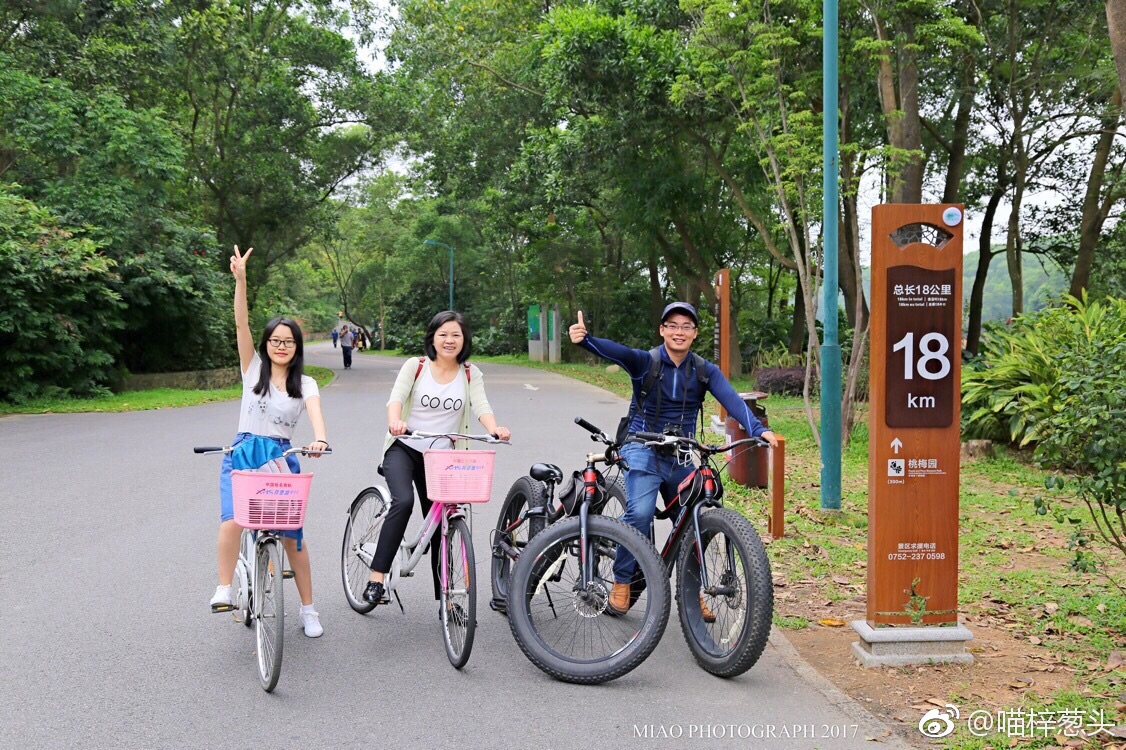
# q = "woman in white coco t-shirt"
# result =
<box><xmin>210</xmin><ymin>245</ymin><xmax>330</xmax><ymax>638</ymax></box>
<box><xmin>360</xmin><ymin>311</ymin><xmax>511</xmax><ymax>607</ymax></box>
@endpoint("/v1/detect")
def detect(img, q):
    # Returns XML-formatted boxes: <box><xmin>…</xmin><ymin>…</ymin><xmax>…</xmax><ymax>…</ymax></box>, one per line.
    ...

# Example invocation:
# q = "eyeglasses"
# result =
<box><xmin>267</xmin><ymin>338</ymin><xmax>297</xmax><ymax>349</ymax></box>
<box><xmin>662</xmin><ymin>323</ymin><xmax>697</xmax><ymax>332</ymax></box>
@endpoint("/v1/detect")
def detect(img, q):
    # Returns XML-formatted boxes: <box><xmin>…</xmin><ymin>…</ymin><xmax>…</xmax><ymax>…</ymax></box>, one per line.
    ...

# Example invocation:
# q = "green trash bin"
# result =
<box><xmin>724</xmin><ymin>392</ymin><xmax>769</xmax><ymax>488</ymax></box>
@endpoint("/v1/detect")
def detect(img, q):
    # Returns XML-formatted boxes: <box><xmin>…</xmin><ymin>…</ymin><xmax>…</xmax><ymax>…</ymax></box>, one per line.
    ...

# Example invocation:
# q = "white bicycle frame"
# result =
<box><xmin>232</xmin><ymin>528</ymin><xmax>287</xmax><ymax>620</ymax></box>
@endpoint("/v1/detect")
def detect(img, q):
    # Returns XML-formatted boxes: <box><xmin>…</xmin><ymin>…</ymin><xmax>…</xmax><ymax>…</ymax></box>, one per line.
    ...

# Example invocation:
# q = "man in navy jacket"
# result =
<box><xmin>569</xmin><ymin>302</ymin><xmax>778</xmax><ymax>615</ymax></box>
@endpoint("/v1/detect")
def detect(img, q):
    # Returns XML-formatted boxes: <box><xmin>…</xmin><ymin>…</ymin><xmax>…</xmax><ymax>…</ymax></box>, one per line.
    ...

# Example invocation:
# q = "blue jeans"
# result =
<box><xmin>613</xmin><ymin>441</ymin><xmax>692</xmax><ymax>583</ymax></box>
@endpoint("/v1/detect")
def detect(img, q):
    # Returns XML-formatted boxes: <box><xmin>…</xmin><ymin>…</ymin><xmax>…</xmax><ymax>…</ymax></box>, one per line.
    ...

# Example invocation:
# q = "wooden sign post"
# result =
<box><xmin>853</xmin><ymin>204</ymin><xmax>973</xmax><ymax>666</ymax></box>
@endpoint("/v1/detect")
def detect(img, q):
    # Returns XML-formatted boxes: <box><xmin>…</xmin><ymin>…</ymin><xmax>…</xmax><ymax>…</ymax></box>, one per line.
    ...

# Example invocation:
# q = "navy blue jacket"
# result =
<box><xmin>578</xmin><ymin>335</ymin><xmax>768</xmax><ymax>438</ymax></box>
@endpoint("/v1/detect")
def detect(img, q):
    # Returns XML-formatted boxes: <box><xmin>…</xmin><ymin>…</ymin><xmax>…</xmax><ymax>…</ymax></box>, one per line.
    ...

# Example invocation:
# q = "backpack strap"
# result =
<box><xmin>415</xmin><ymin>359</ymin><xmax>471</xmax><ymax>382</ymax></box>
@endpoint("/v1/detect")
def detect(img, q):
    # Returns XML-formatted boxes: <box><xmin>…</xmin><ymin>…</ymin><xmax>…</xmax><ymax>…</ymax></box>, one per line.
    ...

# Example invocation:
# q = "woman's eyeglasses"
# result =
<box><xmin>267</xmin><ymin>338</ymin><xmax>297</xmax><ymax>349</ymax></box>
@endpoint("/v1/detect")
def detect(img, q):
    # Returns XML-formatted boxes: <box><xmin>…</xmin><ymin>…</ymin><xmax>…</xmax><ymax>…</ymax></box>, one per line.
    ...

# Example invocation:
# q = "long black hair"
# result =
<box><xmin>423</xmin><ymin>310</ymin><xmax>472</xmax><ymax>363</ymax></box>
<box><xmin>252</xmin><ymin>317</ymin><xmax>306</xmax><ymax>398</ymax></box>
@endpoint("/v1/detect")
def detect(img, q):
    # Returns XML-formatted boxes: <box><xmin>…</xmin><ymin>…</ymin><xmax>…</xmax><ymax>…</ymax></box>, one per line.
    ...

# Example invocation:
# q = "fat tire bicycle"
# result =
<box><xmin>340</xmin><ymin>431</ymin><xmax>508</xmax><ymax>669</ymax></box>
<box><xmin>489</xmin><ymin>417</ymin><xmax>627</xmax><ymax>613</ymax></box>
<box><xmin>195</xmin><ymin>444</ymin><xmax>329</xmax><ymax>693</ymax></box>
<box><xmin>502</xmin><ymin>418</ymin><xmax>671</xmax><ymax>684</ymax></box>
<box><xmin>623</xmin><ymin>431</ymin><xmax>775</xmax><ymax>678</ymax></box>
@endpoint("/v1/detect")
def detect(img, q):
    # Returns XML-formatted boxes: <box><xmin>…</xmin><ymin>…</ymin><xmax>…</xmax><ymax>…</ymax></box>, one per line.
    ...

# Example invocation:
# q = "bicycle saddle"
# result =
<box><xmin>529</xmin><ymin>463</ymin><xmax>563</xmax><ymax>483</ymax></box>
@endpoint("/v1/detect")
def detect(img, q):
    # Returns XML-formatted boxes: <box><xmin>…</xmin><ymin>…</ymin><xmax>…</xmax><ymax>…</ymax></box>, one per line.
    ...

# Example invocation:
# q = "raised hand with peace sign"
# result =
<box><xmin>568</xmin><ymin>310</ymin><xmax>588</xmax><ymax>344</ymax></box>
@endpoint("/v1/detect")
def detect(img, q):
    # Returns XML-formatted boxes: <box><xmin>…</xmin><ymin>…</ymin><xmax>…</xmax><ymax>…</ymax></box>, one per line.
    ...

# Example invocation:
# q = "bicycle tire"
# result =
<box><xmin>602</xmin><ymin>473</ymin><xmax>627</xmax><ymax>520</ymax></box>
<box><xmin>675</xmin><ymin>508</ymin><xmax>773</xmax><ymax>678</ymax></box>
<box><xmin>440</xmin><ymin>517</ymin><xmax>476</xmax><ymax>669</ymax></box>
<box><xmin>237</xmin><ymin>530</ymin><xmax>253</xmax><ymax>628</ymax></box>
<box><xmin>341</xmin><ymin>487</ymin><xmax>390</xmax><ymax>614</ymax></box>
<box><xmin>507</xmin><ymin>515</ymin><xmax>670</xmax><ymax>684</ymax></box>
<box><xmin>255</xmin><ymin>540</ymin><xmax>285</xmax><ymax>692</ymax></box>
<box><xmin>490</xmin><ymin>476</ymin><xmax>546</xmax><ymax>612</ymax></box>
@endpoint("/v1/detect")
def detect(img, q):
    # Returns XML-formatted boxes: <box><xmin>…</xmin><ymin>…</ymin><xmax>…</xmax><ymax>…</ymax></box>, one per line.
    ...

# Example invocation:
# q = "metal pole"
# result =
<box><xmin>820</xmin><ymin>0</ymin><xmax>842</xmax><ymax>510</ymax></box>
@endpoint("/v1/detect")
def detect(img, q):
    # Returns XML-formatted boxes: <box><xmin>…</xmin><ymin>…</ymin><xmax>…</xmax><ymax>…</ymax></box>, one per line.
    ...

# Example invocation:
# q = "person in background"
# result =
<box><xmin>340</xmin><ymin>325</ymin><xmax>354</xmax><ymax>369</ymax></box>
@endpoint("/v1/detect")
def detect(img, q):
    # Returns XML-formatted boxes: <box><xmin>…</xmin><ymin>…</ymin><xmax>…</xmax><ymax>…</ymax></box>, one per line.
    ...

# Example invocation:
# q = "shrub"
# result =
<box><xmin>0</xmin><ymin>188</ymin><xmax>124</xmax><ymax>401</ymax></box>
<box><xmin>1034</xmin><ymin>312</ymin><xmax>1126</xmax><ymax>561</ymax></box>
<box><xmin>961</xmin><ymin>294</ymin><xmax>1126</xmax><ymax>446</ymax></box>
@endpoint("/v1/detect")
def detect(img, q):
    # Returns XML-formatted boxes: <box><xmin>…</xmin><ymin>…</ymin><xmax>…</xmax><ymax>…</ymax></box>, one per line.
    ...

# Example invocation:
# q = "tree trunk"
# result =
<box><xmin>943</xmin><ymin>54</ymin><xmax>977</xmax><ymax>203</ymax></box>
<box><xmin>967</xmin><ymin>182</ymin><xmax>1008</xmax><ymax>354</ymax></box>
<box><xmin>788</xmin><ymin>280</ymin><xmax>806</xmax><ymax>355</ymax></box>
<box><xmin>1005</xmin><ymin>173</ymin><xmax>1026</xmax><ymax>316</ymax></box>
<box><xmin>1109</xmin><ymin>0</ymin><xmax>1126</xmax><ymax>99</ymax></box>
<box><xmin>1070</xmin><ymin>93</ymin><xmax>1121</xmax><ymax>298</ymax></box>
<box><xmin>874</xmin><ymin>15</ymin><xmax>924</xmax><ymax>204</ymax></box>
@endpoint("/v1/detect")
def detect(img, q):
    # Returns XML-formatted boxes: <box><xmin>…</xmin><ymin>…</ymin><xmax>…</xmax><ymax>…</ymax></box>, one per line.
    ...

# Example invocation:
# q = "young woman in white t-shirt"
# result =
<box><xmin>210</xmin><ymin>245</ymin><xmax>330</xmax><ymax>637</ymax></box>
<box><xmin>361</xmin><ymin>311</ymin><xmax>511</xmax><ymax>607</ymax></box>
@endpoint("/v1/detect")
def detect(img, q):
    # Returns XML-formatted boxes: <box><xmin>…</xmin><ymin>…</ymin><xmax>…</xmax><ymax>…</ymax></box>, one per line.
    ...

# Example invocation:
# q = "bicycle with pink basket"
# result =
<box><xmin>195</xmin><ymin>444</ymin><xmax>329</xmax><ymax>692</ymax></box>
<box><xmin>340</xmin><ymin>430</ymin><xmax>507</xmax><ymax>669</ymax></box>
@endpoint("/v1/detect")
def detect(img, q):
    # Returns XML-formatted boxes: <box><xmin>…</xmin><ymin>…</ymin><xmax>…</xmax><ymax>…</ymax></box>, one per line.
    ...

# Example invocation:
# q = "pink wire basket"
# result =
<box><xmin>230</xmin><ymin>470</ymin><xmax>314</xmax><ymax>530</ymax></box>
<box><xmin>423</xmin><ymin>450</ymin><xmax>496</xmax><ymax>503</ymax></box>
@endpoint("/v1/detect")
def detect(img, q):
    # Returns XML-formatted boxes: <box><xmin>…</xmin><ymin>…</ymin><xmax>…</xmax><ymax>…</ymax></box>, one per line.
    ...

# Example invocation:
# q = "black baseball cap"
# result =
<box><xmin>661</xmin><ymin>302</ymin><xmax>698</xmax><ymax>324</ymax></box>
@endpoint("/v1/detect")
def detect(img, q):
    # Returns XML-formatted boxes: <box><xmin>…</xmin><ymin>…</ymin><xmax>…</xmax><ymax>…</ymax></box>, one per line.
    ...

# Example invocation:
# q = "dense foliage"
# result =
<box><xmin>0</xmin><ymin>0</ymin><xmax>1122</xmax><ymax>427</ymax></box>
<box><xmin>0</xmin><ymin>189</ymin><xmax>123</xmax><ymax>401</ymax></box>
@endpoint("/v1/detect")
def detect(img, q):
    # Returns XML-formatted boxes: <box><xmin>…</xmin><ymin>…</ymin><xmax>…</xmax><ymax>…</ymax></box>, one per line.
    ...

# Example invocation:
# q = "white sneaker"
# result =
<box><xmin>300</xmin><ymin>608</ymin><xmax>323</xmax><ymax>638</ymax></box>
<box><xmin>210</xmin><ymin>585</ymin><xmax>233</xmax><ymax>610</ymax></box>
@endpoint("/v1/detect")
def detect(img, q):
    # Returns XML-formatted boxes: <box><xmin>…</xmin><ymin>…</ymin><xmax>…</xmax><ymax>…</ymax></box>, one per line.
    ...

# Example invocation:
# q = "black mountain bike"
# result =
<box><xmin>622</xmin><ymin>431</ymin><xmax>775</xmax><ymax>678</ymax></box>
<box><xmin>499</xmin><ymin>418</ymin><xmax>671</xmax><ymax>684</ymax></box>
<box><xmin>489</xmin><ymin>417</ymin><xmax>628</xmax><ymax>613</ymax></box>
<box><xmin>505</xmin><ymin>429</ymin><xmax>774</xmax><ymax>683</ymax></box>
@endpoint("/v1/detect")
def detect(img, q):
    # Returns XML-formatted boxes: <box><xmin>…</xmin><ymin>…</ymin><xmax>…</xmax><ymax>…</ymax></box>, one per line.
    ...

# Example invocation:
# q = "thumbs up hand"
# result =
<box><xmin>569</xmin><ymin>310</ymin><xmax>587</xmax><ymax>344</ymax></box>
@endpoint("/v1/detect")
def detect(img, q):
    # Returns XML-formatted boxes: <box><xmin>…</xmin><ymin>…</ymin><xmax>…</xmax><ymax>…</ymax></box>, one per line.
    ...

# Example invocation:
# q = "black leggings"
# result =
<box><xmin>370</xmin><ymin>441</ymin><xmax>440</xmax><ymax>599</ymax></box>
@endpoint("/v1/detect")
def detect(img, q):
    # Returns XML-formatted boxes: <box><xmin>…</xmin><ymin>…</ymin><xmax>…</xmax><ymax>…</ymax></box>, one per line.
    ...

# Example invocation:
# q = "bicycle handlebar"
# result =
<box><xmin>401</xmin><ymin>429</ymin><xmax>510</xmax><ymax>445</ymax></box>
<box><xmin>629</xmin><ymin>432</ymin><xmax>768</xmax><ymax>454</ymax></box>
<box><xmin>193</xmin><ymin>445</ymin><xmax>333</xmax><ymax>457</ymax></box>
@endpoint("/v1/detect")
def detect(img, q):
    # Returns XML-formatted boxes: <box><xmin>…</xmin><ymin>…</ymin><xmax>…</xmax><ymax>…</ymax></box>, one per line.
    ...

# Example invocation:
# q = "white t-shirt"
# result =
<box><xmin>398</xmin><ymin>360</ymin><xmax>466</xmax><ymax>452</ymax></box>
<box><xmin>236</xmin><ymin>353</ymin><xmax>320</xmax><ymax>439</ymax></box>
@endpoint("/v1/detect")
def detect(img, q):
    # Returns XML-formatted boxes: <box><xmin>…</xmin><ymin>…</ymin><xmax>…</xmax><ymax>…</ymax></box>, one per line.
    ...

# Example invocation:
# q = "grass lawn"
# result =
<box><xmin>0</xmin><ymin>365</ymin><xmax>335</xmax><ymax>414</ymax></box>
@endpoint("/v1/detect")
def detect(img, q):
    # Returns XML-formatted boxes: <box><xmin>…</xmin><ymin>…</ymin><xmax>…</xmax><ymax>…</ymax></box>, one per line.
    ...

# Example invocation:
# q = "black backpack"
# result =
<box><xmin>615</xmin><ymin>347</ymin><xmax>709</xmax><ymax>444</ymax></box>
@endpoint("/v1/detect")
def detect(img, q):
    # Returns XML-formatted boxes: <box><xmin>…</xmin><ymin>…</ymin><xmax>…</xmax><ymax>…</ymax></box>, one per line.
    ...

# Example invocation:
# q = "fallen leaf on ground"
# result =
<box><xmin>1029</xmin><ymin>636</ymin><xmax>1042</xmax><ymax>645</ymax></box>
<box><xmin>1044</xmin><ymin>602</ymin><xmax>1059</xmax><ymax>615</ymax></box>
<box><xmin>1108</xmin><ymin>651</ymin><xmax>1124</xmax><ymax>671</ymax></box>
<box><xmin>1009</xmin><ymin>678</ymin><xmax>1034</xmax><ymax>690</ymax></box>
<box><xmin>818</xmin><ymin>617</ymin><xmax>846</xmax><ymax>627</ymax></box>
<box><xmin>1068</xmin><ymin>615</ymin><xmax>1095</xmax><ymax>628</ymax></box>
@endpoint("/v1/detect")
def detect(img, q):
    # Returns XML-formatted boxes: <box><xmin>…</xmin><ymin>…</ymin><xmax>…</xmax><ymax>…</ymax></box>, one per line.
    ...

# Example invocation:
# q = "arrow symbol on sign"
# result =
<box><xmin>891</xmin><ymin>438</ymin><xmax>903</xmax><ymax>455</ymax></box>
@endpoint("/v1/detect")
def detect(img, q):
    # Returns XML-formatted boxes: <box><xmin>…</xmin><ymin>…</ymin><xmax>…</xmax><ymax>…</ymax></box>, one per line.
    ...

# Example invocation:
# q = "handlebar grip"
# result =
<box><xmin>402</xmin><ymin>428</ymin><xmax>414</xmax><ymax>436</ymax></box>
<box><xmin>633</xmin><ymin>431</ymin><xmax>664</xmax><ymax>442</ymax></box>
<box><xmin>574</xmin><ymin>417</ymin><xmax>601</xmax><ymax>435</ymax></box>
<box><xmin>194</xmin><ymin>446</ymin><xmax>225</xmax><ymax>453</ymax></box>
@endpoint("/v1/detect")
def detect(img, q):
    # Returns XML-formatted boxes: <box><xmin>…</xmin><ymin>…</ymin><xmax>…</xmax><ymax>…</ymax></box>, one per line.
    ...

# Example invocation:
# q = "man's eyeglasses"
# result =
<box><xmin>267</xmin><ymin>338</ymin><xmax>297</xmax><ymax>349</ymax></box>
<box><xmin>662</xmin><ymin>323</ymin><xmax>697</xmax><ymax>332</ymax></box>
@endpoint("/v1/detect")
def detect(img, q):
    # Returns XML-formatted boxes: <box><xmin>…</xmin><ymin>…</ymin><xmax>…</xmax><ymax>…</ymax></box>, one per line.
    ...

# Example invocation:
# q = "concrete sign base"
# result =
<box><xmin>850</xmin><ymin>620</ymin><xmax>974</xmax><ymax>668</ymax></box>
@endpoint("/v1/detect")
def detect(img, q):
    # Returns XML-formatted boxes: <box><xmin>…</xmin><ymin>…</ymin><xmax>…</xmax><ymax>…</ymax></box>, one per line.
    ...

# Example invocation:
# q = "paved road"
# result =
<box><xmin>0</xmin><ymin>342</ymin><xmax>914</xmax><ymax>750</ymax></box>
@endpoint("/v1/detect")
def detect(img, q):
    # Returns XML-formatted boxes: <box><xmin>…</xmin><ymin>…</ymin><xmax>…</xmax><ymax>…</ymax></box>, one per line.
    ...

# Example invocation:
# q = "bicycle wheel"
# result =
<box><xmin>507</xmin><ymin>515</ymin><xmax>670</xmax><ymax>684</ymax></box>
<box><xmin>601</xmin><ymin>472</ymin><xmax>627</xmax><ymax>520</ymax></box>
<box><xmin>676</xmin><ymin>508</ymin><xmax>773</xmax><ymax>677</ymax></box>
<box><xmin>490</xmin><ymin>476</ymin><xmax>546</xmax><ymax>612</ymax></box>
<box><xmin>341</xmin><ymin>487</ymin><xmax>390</xmax><ymax>614</ymax></box>
<box><xmin>440</xmin><ymin>516</ymin><xmax>476</xmax><ymax>669</ymax></box>
<box><xmin>255</xmin><ymin>539</ymin><xmax>285</xmax><ymax>692</ymax></box>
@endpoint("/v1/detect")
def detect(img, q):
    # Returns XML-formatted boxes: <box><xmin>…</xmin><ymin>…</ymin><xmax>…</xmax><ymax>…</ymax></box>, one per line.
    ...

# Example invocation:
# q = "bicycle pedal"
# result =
<box><xmin>488</xmin><ymin>599</ymin><xmax>507</xmax><ymax>615</ymax></box>
<box><xmin>211</xmin><ymin>604</ymin><xmax>237</xmax><ymax>613</ymax></box>
<box><xmin>282</xmin><ymin>569</ymin><xmax>295</xmax><ymax>580</ymax></box>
